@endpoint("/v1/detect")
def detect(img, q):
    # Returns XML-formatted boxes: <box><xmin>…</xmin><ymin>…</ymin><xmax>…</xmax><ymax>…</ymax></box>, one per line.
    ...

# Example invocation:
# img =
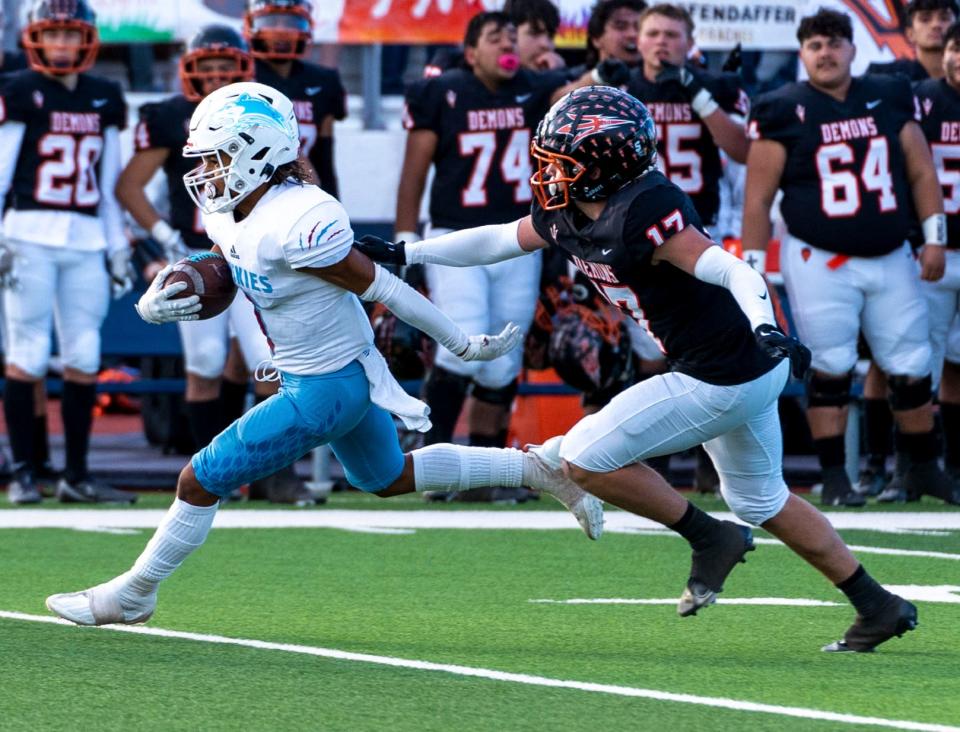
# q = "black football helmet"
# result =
<box><xmin>531</xmin><ymin>86</ymin><xmax>657</xmax><ymax>210</ymax></box>
<box><xmin>548</xmin><ymin>304</ymin><xmax>635</xmax><ymax>395</ymax></box>
<box><xmin>243</xmin><ymin>0</ymin><xmax>313</xmax><ymax>60</ymax></box>
<box><xmin>22</xmin><ymin>0</ymin><xmax>99</xmax><ymax>75</ymax></box>
<box><xmin>371</xmin><ymin>305</ymin><xmax>434</xmax><ymax>380</ymax></box>
<box><xmin>179</xmin><ymin>25</ymin><xmax>254</xmax><ymax>102</ymax></box>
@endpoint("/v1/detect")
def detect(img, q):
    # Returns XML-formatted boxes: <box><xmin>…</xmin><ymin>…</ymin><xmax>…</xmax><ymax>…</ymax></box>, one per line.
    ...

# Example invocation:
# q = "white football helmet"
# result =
<box><xmin>183</xmin><ymin>81</ymin><xmax>299</xmax><ymax>214</ymax></box>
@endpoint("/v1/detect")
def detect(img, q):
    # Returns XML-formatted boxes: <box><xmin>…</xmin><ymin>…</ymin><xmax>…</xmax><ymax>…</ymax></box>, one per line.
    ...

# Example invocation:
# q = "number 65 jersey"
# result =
<box><xmin>0</xmin><ymin>69</ymin><xmax>126</xmax><ymax>249</ymax></box>
<box><xmin>915</xmin><ymin>77</ymin><xmax>960</xmax><ymax>248</ymax></box>
<box><xmin>748</xmin><ymin>75</ymin><xmax>916</xmax><ymax>257</ymax></box>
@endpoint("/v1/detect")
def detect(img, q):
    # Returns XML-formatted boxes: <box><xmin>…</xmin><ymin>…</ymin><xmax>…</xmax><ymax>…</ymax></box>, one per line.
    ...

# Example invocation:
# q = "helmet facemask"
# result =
<box><xmin>23</xmin><ymin>19</ymin><xmax>98</xmax><ymax>75</ymax></box>
<box><xmin>244</xmin><ymin>6</ymin><xmax>312</xmax><ymax>60</ymax></box>
<box><xmin>530</xmin><ymin>142</ymin><xmax>586</xmax><ymax>211</ymax></box>
<box><xmin>180</xmin><ymin>48</ymin><xmax>254</xmax><ymax>102</ymax></box>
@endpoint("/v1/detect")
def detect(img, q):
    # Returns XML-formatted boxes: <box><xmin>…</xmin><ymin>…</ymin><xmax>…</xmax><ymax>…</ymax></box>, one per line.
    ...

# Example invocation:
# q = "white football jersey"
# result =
<box><xmin>203</xmin><ymin>182</ymin><xmax>373</xmax><ymax>375</ymax></box>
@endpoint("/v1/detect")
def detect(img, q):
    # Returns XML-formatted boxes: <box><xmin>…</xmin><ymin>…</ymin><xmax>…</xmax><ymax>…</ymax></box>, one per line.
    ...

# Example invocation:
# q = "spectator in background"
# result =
<box><xmin>394</xmin><ymin>12</ymin><xmax>583</xmax><ymax>501</ymax></box>
<box><xmin>116</xmin><ymin>27</ymin><xmax>315</xmax><ymax>506</ymax></box>
<box><xmin>567</xmin><ymin>0</ymin><xmax>645</xmax><ymax>80</ymax></box>
<box><xmin>503</xmin><ymin>0</ymin><xmax>565</xmax><ymax>72</ymax></box>
<box><xmin>742</xmin><ymin>8</ymin><xmax>959</xmax><ymax>507</ymax></box>
<box><xmin>1</xmin><ymin>0</ymin><xmax>135</xmax><ymax>505</ymax></box>
<box><xmin>860</xmin><ymin>0</ymin><xmax>957</xmax><ymax>499</ymax></box>
<box><xmin>244</xmin><ymin>0</ymin><xmax>346</xmax><ymax>198</ymax></box>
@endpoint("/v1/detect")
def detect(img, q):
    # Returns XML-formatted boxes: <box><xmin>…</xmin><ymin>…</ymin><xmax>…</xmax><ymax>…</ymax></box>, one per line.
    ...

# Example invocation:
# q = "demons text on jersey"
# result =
<box><xmin>570</xmin><ymin>255</ymin><xmax>618</xmax><ymax>285</ymax></box>
<box><xmin>820</xmin><ymin>116</ymin><xmax>879</xmax><ymax>144</ymax></box>
<box><xmin>466</xmin><ymin>106</ymin><xmax>525</xmax><ymax>132</ymax></box>
<box><xmin>50</xmin><ymin>111</ymin><xmax>100</xmax><ymax>134</ymax></box>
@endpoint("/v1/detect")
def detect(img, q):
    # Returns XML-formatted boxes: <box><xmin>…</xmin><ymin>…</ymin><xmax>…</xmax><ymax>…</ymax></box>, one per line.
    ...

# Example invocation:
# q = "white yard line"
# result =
<box><xmin>0</xmin><ymin>509</ymin><xmax>959</xmax><ymax>532</ymax></box>
<box><xmin>0</xmin><ymin>610</ymin><xmax>955</xmax><ymax>732</ymax></box>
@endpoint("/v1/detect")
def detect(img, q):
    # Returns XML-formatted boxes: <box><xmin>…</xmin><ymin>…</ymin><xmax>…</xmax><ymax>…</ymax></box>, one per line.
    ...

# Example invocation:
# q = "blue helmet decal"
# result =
<box><xmin>209</xmin><ymin>92</ymin><xmax>287</xmax><ymax>133</ymax></box>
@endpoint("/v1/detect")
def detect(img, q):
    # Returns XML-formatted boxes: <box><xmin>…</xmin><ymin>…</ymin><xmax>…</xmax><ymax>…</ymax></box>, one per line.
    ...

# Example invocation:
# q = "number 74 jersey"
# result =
<box><xmin>748</xmin><ymin>75</ymin><xmax>915</xmax><ymax>257</ymax></box>
<box><xmin>0</xmin><ymin>69</ymin><xmax>126</xmax><ymax>216</ymax></box>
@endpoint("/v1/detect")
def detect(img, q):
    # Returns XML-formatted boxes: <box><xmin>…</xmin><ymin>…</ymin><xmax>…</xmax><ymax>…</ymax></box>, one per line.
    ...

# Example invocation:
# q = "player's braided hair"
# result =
<box><xmin>269</xmin><ymin>157</ymin><xmax>313</xmax><ymax>187</ymax></box>
<box><xmin>797</xmin><ymin>8</ymin><xmax>853</xmax><ymax>43</ymax></box>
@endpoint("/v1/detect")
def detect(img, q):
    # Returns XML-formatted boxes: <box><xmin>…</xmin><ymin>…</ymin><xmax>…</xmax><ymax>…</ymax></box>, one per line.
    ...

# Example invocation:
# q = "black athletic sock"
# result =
<box><xmin>837</xmin><ymin>565</ymin><xmax>895</xmax><ymax>617</ymax></box>
<box><xmin>61</xmin><ymin>381</ymin><xmax>96</xmax><ymax>483</ymax></box>
<box><xmin>185</xmin><ymin>398</ymin><xmax>227</xmax><ymax>450</ymax></box>
<box><xmin>898</xmin><ymin>430</ymin><xmax>939</xmax><ymax>465</ymax></box>
<box><xmin>220</xmin><ymin>379</ymin><xmax>248</xmax><ymax>426</ymax></box>
<box><xmin>813</xmin><ymin>435</ymin><xmax>846</xmax><ymax>471</ymax></box>
<box><xmin>469</xmin><ymin>432</ymin><xmax>506</xmax><ymax>448</ymax></box>
<box><xmin>33</xmin><ymin>414</ymin><xmax>50</xmax><ymax>468</ymax></box>
<box><xmin>941</xmin><ymin>402</ymin><xmax>960</xmax><ymax>470</ymax></box>
<box><xmin>863</xmin><ymin>398</ymin><xmax>893</xmax><ymax>470</ymax></box>
<box><xmin>3</xmin><ymin>378</ymin><xmax>35</xmax><ymax>470</ymax></box>
<box><xmin>669</xmin><ymin>502</ymin><xmax>722</xmax><ymax>551</ymax></box>
<box><xmin>422</xmin><ymin>367</ymin><xmax>470</xmax><ymax>445</ymax></box>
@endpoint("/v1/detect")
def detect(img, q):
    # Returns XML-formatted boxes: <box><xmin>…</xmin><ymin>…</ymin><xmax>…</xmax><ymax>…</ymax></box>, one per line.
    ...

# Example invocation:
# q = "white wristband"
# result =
<box><xmin>742</xmin><ymin>249</ymin><xmax>767</xmax><ymax>273</ymax></box>
<box><xmin>691</xmin><ymin>88</ymin><xmax>719</xmax><ymax>118</ymax></box>
<box><xmin>150</xmin><ymin>219</ymin><xmax>176</xmax><ymax>246</ymax></box>
<box><xmin>922</xmin><ymin>214</ymin><xmax>947</xmax><ymax>246</ymax></box>
<box><xmin>395</xmin><ymin>230</ymin><xmax>422</xmax><ymax>244</ymax></box>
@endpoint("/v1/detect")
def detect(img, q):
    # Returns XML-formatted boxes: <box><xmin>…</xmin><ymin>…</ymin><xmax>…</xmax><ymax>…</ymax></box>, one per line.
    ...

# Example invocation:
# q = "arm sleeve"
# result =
<box><xmin>98</xmin><ymin>126</ymin><xmax>128</xmax><ymax>254</ymax></box>
<box><xmin>406</xmin><ymin>220</ymin><xmax>527</xmax><ymax>266</ymax></box>
<box><xmin>0</xmin><ymin>121</ymin><xmax>25</xmax><ymax>212</ymax></box>
<box><xmin>693</xmin><ymin>244</ymin><xmax>774</xmax><ymax>330</ymax></box>
<box><xmin>360</xmin><ymin>263</ymin><xmax>468</xmax><ymax>355</ymax></box>
<box><xmin>282</xmin><ymin>198</ymin><xmax>355</xmax><ymax>269</ymax></box>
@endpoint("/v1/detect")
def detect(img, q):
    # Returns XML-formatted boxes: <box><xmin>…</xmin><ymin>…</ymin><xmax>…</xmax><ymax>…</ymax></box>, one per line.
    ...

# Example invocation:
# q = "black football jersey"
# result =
<box><xmin>0</xmin><ymin>50</ymin><xmax>27</xmax><ymax>74</ymax></box>
<box><xmin>748</xmin><ymin>75</ymin><xmax>917</xmax><ymax>256</ymax></box>
<box><xmin>627</xmin><ymin>68</ymin><xmax>749</xmax><ymax>228</ymax></box>
<box><xmin>134</xmin><ymin>94</ymin><xmax>210</xmax><ymax>250</ymax></box>
<box><xmin>531</xmin><ymin>170</ymin><xmax>778</xmax><ymax>385</ymax></box>
<box><xmin>866</xmin><ymin>58</ymin><xmax>929</xmax><ymax>82</ymax></box>
<box><xmin>0</xmin><ymin>70</ymin><xmax>126</xmax><ymax>217</ymax></box>
<box><xmin>915</xmin><ymin>78</ymin><xmax>960</xmax><ymax>248</ymax></box>
<box><xmin>404</xmin><ymin>67</ymin><xmax>566</xmax><ymax>230</ymax></box>
<box><xmin>254</xmin><ymin>60</ymin><xmax>346</xmax><ymax>173</ymax></box>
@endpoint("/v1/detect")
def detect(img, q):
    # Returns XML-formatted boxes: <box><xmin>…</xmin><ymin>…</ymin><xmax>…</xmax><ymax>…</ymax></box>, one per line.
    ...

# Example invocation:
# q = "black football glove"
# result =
<box><xmin>655</xmin><ymin>61</ymin><xmax>705</xmax><ymax>99</ymax></box>
<box><xmin>354</xmin><ymin>234</ymin><xmax>407</xmax><ymax>266</ymax></box>
<box><xmin>754</xmin><ymin>324</ymin><xmax>811</xmax><ymax>380</ymax></box>
<box><xmin>593</xmin><ymin>58</ymin><xmax>630</xmax><ymax>87</ymax></box>
<box><xmin>721</xmin><ymin>43</ymin><xmax>743</xmax><ymax>74</ymax></box>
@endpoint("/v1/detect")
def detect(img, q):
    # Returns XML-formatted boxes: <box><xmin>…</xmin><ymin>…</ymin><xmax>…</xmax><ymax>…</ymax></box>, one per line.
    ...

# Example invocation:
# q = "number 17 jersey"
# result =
<box><xmin>748</xmin><ymin>75</ymin><xmax>916</xmax><ymax>257</ymax></box>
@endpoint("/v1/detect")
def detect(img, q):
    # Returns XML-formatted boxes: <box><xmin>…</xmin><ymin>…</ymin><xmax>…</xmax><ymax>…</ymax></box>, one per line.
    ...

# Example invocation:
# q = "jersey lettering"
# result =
<box><xmin>458</xmin><ymin>129</ymin><xmax>531</xmax><ymax>207</ymax></box>
<box><xmin>816</xmin><ymin>137</ymin><xmax>896</xmax><ymax>218</ymax></box>
<box><xmin>656</xmin><ymin>123</ymin><xmax>703</xmax><ymax>193</ymax></box>
<box><xmin>932</xmin><ymin>143</ymin><xmax>960</xmax><ymax>214</ymax></box>
<box><xmin>35</xmin><ymin>133</ymin><xmax>103</xmax><ymax>207</ymax></box>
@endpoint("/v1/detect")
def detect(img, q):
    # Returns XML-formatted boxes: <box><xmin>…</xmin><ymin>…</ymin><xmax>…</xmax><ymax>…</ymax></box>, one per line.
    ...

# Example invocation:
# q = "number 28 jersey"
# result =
<box><xmin>0</xmin><ymin>69</ymin><xmax>126</xmax><ymax>216</ymax></box>
<box><xmin>748</xmin><ymin>75</ymin><xmax>916</xmax><ymax>257</ymax></box>
<box><xmin>915</xmin><ymin>77</ymin><xmax>960</xmax><ymax>248</ymax></box>
<box><xmin>404</xmin><ymin>68</ymin><xmax>566</xmax><ymax>230</ymax></box>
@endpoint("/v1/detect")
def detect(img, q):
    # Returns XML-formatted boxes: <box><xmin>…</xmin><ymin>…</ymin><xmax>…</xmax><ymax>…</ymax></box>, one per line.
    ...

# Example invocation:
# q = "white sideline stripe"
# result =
<box><xmin>0</xmin><ymin>610</ymin><xmax>955</xmax><ymax>732</ymax></box>
<box><xmin>2</xmin><ymin>509</ymin><xmax>960</xmax><ymax>531</ymax></box>
<box><xmin>530</xmin><ymin>598</ymin><xmax>844</xmax><ymax>607</ymax></box>
<box><xmin>751</xmin><ymin>538</ymin><xmax>960</xmax><ymax>562</ymax></box>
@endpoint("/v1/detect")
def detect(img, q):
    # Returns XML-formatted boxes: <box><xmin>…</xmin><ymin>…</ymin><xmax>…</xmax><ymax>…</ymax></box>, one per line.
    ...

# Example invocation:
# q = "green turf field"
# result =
<box><xmin>1</xmin><ymin>499</ymin><xmax>958</xmax><ymax>731</ymax></box>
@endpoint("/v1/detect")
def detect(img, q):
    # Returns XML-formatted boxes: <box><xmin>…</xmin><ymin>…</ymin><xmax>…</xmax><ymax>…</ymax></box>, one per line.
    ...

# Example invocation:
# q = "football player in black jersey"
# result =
<box><xmin>115</xmin><ymin>27</ymin><xmax>312</xmax><ymax>506</ymax></box>
<box><xmin>396</xmin><ymin>12</ymin><xmax>593</xmax><ymax>500</ymax></box>
<box><xmin>359</xmin><ymin>86</ymin><xmax>919</xmax><ymax>653</ymax></box>
<box><xmin>743</xmin><ymin>8</ymin><xmax>960</xmax><ymax>508</ymax></box>
<box><xmin>0</xmin><ymin>0</ymin><xmax>135</xmax><ymax>505</ymax></box>
<box><xmin>566</xmin><ymin>0</ymin><xmax>645</xmax><ymax>82</ymax></box>
<box><xmin>915</xmin><ymin>20</ymin><xmax>960</xmax><ymax>488</ymax></box>
<box><xmin>244</xmin><ymin>0</ymin><xmax>345</xmax><ymax>198</ymax></box>
<box><xmin>867</xmin><ymin>0</ymin><xmax>957</xmax><ymax>81</ymax></box>
<box><xmin>862</xmin><ymin>1</ymin><xmax>957</xmax><ymax>497</ymax></box>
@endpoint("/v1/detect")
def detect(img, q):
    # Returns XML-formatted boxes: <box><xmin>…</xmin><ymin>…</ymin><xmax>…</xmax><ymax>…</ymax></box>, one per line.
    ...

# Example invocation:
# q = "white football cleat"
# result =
<box><xmin>524</xmin><ymin>445</ymin><xmax>604</xmax><ymax>540</ymax></box>
<box><xmin>46</xmin><ymin>575</ymin><xmax>156</xmax><ymax>626</ymax></box>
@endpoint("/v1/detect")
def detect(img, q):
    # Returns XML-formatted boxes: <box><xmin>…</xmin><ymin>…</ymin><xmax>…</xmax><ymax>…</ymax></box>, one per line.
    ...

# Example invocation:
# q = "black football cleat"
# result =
<box><xmin>820</xmin><ymin>466</ymin><xmax>866</xmax><ymax>507</ymax></box>
<box><xmin>822</xmin><ymin>596</ymin><xmax>918</xmax><ymax>653</ymax></box>
<box><xmin>678</xmin><ymin>521</ymin><xmax>755</xmax><ymax>617</ymax></box>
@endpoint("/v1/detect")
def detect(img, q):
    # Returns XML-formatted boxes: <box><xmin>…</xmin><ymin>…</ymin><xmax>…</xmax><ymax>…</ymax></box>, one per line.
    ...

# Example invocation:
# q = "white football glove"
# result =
<box><xmin>151</xmin><ymin>220</ymin><xmax>190</xmax><ymax>263</ymax></box>
<box><xmin>457</xmin><ymin>322</ymin><xmax>522</xmax><ymax>362</ymax></box>
<box><xmin>108</xmin><ymin>248</ymin><xmax>135</xmax><ymax>299</ymax></box>
<box><xmin>135</xmin><ymin>265</ymin><xmax>201</xmax><ymax>324</ymax></box>
<box><xmin>0</xmin><ymin>238</ymin><xmax>18</xmax><ymax>290</ymax></box>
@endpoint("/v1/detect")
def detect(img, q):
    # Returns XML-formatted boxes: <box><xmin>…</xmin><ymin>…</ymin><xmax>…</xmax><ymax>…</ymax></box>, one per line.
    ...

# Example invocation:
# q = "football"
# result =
<box><xmin>163</xmin><ymin>252</ymin><xmax>237</xmax><ymax>320</ymax></box>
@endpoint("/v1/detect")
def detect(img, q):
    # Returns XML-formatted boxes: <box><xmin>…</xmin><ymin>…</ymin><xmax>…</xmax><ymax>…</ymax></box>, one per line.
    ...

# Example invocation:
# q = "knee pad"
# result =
<box><xmin>721</xmin><ymin>481</ymin><xmax>789</xmax><ymax>527</ymax></box>
<box><xmin>806</xmin><ymin>372</ymin><xmax>852</xmax><ymax>408</ymax></box>
<box><xmin>888</xmin><ymin>374</ymin><xmax>933</xmax><ymax>411</ymax></box>
<box><xmin>472</xmin><ymin>379</ymin><xmax>518</xmax><ymax>407</ymax></box>
<box><xmin>59</xmin><ymin>328</ymin><xmax>101</xmax><ymax>375</ymax></box>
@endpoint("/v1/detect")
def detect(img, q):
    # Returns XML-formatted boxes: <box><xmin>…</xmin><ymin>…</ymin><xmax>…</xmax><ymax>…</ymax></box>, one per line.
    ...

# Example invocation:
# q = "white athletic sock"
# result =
<box><xmin>127</xmin><ymin>498</ymin><xmax>218</xmax><ymax>591</ymax></box>
<box><xmin>412</xmin><ymin>444</ymin><xmax>524</xmax><ymax>492</ymax></box>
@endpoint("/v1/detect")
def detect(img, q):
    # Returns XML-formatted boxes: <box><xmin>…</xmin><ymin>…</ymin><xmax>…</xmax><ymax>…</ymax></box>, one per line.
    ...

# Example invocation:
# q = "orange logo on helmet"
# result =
<box><xmin>840</xmin><ymin>0</ymin><xmax>915</xmax><ymax>59</ymax></box>
<box><xmin>555</xmin><ymin>114</ymin><xmax>632</xmax><ymax>146</ymax></box>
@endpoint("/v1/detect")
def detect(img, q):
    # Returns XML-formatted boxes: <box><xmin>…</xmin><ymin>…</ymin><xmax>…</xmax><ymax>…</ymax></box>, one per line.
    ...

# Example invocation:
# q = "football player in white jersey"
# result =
<box><xmin>0</xmin><ymin>0</ymin><xmax>135</xmax><ymax>505</ymax></box>
<box><xmin>45</xmin><ymin>82</ymin><xmax>602</xmax><ymax>627</ymax></box>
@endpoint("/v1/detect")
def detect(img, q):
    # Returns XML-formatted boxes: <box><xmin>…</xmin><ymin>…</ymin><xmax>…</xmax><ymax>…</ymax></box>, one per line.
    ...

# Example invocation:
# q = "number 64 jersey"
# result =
<box><xmin>0</xmin><ymin>69</ymin><xmax>126</xmax><ymax>251</ymax></box>
<box><xmin>747</xmin><ymin>75</ymin><xmax>916</xmax><ymax>257</ymax></box>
